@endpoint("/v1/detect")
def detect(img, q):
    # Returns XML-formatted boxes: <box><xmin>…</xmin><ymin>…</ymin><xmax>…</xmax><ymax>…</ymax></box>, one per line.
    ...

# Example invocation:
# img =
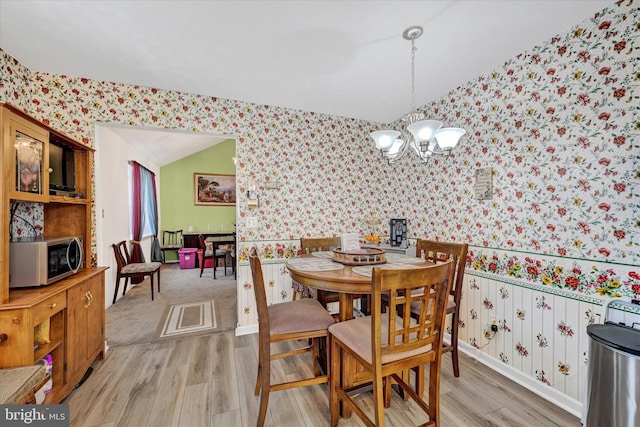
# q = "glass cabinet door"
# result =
<box><xmin>15</xmin><ymin>131</ymin><xmax>44</xmax><ymax>194</ymax></box>
<box><xmin>7</xmin><ymin>112</ymin><xmax>49</xmax><ymax>202</ymax></box>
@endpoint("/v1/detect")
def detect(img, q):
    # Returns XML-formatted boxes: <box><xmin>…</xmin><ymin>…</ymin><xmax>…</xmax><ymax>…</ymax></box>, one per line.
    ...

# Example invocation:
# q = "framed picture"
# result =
<box><xmin>194</xmin><ymin>173</ymin><xmax>236</xmax><ymax>206</ymax></box>
<box><xmin>474</xmin><ymin>167</ymin><xmax>493</xmax><ymax>200</ymax></box>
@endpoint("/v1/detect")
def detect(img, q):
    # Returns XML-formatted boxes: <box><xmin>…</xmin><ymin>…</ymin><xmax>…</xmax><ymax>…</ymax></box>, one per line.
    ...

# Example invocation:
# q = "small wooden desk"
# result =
<box><xmin>183</xmin><ymin>232</ymin><xmax>235</xmax><ymax>250</ymax></box>
<box><xmin>205</xmin><ymin>235</ymin><xmax>236</xmax><ymax>279</ymax></box>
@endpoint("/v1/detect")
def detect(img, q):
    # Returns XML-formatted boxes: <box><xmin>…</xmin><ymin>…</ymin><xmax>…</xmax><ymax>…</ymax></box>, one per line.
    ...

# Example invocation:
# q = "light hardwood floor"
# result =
<box><xmin>64</xmin><ymin>330</ymin><xmax>581</xmax><ymax>426</ymax></box>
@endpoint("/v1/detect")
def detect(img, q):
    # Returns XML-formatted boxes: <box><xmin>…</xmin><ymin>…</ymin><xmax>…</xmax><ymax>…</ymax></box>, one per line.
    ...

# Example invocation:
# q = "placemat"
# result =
<box><xmin>385</xmin><ymin>253</ymin><xmax>425</xmax><ymax>264</ymax></box>
<box><xmin>287</xmin><ymin>257</ymin><xmax>344</xmax><ymax>272</ymax></box>
<box><xmin>310</xmin><ymin>251</ymin><xmax>334</xmax><ymax>259</ymax></box>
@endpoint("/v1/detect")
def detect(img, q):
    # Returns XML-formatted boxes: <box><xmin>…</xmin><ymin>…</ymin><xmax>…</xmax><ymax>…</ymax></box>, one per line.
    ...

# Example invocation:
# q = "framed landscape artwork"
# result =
<box><xmin>194</xmin><ymin>173</ymin><xmax>236</xmax><ymax>206</ymax></box>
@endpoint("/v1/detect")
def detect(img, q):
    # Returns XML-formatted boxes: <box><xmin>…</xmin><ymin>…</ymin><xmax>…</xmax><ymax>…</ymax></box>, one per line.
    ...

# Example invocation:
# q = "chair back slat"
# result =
<box><xmin>112</xmin><ymin>241</ymin><xmax>129</xmax><ymax>269</ymax></box>
<box><xmin>416</xmin><ymin>239</ymin><xmax>468</xmax><ymax>299</ymax></box>
<box><xmin>371</xmin><ymin>260</ymin><xmax>453</xmax><ymax>357</ymax></box>
<box><xmin>301</xmin><ymin>237</ymin><xmax>340</xmax><ymax>254</ymax></box>
<box><xmin>198</xmin><ymin>234</ymin><xmax>208</xmax><ymax>251</ymax></box>
<box><xmin>162</xmin><ymin>230</ymin><xmax>183</xmax><ymax>246</ymax></box>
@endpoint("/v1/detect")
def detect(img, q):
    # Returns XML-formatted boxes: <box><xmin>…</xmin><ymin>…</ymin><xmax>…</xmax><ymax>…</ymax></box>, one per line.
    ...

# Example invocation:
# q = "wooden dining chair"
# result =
<box><xmin>159</xmin><ymin>230</ymin><xmax>183</xmax><ymax>263</ymax></box>
<box><xmin>329</xmin><ymin>260</ymin><xmax>454</xmax><ymax>427</ymax></box>
<box><xmin>414</xmin><ymin>239</ymin><xmax>469</xmax><ymax>380</ymax></box>
<box><xmin>381</xmin><ymin>239</ymin><xmax>469</xmax><ymax>381</ymax></box>
<box><xmin>249</xmin><ymin>247</ymin><xmax>335</xmax><ymax>427</ymax></box>
<box><xmin>111</xmin><ymin>240</ymin><xmax>162</xmax><ymax>304</ymax></box>
<box><xmin>297</xmin><ymin>237</ymin><xmax>341</xmax><ymax>305</ymax></box>
<box><xmin>198</xmin><ymin>234</ymin><xmax>227</xmax><ymax>279</ymax></box>
<box><xmin>225</xmin><ymin>244</ymin><xmax>236</xmax><ymax>279</ymax></box>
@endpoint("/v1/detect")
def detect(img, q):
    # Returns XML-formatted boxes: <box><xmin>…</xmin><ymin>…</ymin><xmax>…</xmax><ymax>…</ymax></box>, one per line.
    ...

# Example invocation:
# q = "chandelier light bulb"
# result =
<box><xmin>435</xmin><ymin>127</ymin><xmax>466</xmax><ymax>150</ymax></box>
<box><xmin>370</xmin><ymin>130</ymin><xmax>401</xmax><ymax>150</ymax></box>
<box><xmin>386</xmin><ymin>138</ymin><xmax>404</xmax><ymax>157</ymax></box>
<box><xmin>407</xmin><ymin>120</ymin><xmax>443</xmax><ymax>145</ymax></box>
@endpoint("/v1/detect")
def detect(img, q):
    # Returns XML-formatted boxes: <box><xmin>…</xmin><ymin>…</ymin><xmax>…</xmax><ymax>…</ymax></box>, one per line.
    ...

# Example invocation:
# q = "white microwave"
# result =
<box><xmin>9</xmin><ymin>236</ymin><xmax>84</xmax><ymax>288</ymax></box>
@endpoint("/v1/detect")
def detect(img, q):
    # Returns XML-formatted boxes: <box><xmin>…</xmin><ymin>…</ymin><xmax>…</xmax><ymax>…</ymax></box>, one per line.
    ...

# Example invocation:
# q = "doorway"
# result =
<box><xmin>94</xmin><ymin>124</ymin><xmax>237</xmax><ymax>310</ymax></box>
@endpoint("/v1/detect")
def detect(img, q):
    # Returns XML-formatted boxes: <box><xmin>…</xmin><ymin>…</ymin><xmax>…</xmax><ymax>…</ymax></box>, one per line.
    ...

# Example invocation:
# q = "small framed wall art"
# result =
<box><xmin>474</xmin><ymin>167</ymin><xmax>493</xmax><ymax>200</ymax></box>
<box><xmin>194</xmin><ymin>173</ymin><xmax>236</xmax><ymax>206</ymax></box>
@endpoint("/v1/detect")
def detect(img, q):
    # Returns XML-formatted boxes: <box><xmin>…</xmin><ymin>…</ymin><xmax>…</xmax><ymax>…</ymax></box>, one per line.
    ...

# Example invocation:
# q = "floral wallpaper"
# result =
<box><xmin>2</xmin><ymin>1</ymin><xmax>636</xmax><ymax>270</ymax></box>
<box><xmin>9</xmin><ymin>202</ymin><xmax>44</xmax><ymax>240</ymax></box>
<box><xmin>468</xmin><ymin>248</ymin><xmax>640</xmax><ymax>298</ymax></box>
<box><xmin>1</xmin><ymin>1</ymin><xmax>636</xmax><ymax>411</ymax></box>
<box><xmin>401</xmin><ymin>0</ymin><xmax>638</xmax><ymax>265</ymax></box>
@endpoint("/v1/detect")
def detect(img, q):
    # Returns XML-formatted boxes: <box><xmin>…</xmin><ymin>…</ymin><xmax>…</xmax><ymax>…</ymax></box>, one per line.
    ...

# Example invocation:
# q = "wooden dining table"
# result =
<box><xmin>285</xmin><ymin>251</ymin><xmax>431</xmax><ymax>392</ymax></box>
<box><xmin>286</xmin><ymin>251</ymin><xmax>429</xmax><ymax>321</ymax></box>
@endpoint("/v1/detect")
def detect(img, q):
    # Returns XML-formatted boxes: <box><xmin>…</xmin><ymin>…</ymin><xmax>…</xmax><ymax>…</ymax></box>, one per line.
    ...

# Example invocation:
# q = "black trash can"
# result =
<box><xmin>583</xmin><ymin>322</ymin><xmax>640</xmax><ymax>427</ymax></box>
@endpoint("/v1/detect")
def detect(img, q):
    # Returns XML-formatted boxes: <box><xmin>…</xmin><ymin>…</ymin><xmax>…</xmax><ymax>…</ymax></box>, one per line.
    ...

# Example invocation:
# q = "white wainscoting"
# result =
<box><xmin>236</xmin><ymin>260</ymin><xmax>292</xmax><ymax>331</ymax></box>
<box><xmin>235</xmin><ymin>251</ymin><xmax>626</xmax><ymax>417</ymax></box>
<box><xmin>458</xmin><ymin>271</ymin><xmax>605</xmax><ymax>416</ymax></box>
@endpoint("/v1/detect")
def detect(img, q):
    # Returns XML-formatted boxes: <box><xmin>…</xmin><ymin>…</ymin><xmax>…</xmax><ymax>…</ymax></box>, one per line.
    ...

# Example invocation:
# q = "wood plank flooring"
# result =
<box><xmin>64</xmin><ymin>331</ymin><xmax>581</xmax><ymax>426</ymax></box>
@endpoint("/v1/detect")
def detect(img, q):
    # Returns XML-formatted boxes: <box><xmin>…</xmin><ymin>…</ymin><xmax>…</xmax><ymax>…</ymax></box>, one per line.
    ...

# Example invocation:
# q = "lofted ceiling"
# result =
<box><xmin>0</xmin><ymin>0</ymin><xmax>614</xmax><ymax>165</ymax></box>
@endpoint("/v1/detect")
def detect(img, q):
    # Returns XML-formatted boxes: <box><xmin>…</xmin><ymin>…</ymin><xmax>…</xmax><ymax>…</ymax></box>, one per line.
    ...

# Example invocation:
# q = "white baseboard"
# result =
<box><xmin>235</xmin><ymin>323</ymin><xmax>257</xmax><ymax>336</ymax></box>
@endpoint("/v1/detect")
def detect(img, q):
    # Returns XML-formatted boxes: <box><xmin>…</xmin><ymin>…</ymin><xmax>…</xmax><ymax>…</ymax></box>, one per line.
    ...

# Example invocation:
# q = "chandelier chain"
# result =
<box><xmin>410</xmin><ymin>38</ymin><xmax>416</xmax><ymax>111</ymax></box>
<box><xmin>370</xmin><ymin>24</ymin><xmax>465</xmax><ymax>164</ymax></box>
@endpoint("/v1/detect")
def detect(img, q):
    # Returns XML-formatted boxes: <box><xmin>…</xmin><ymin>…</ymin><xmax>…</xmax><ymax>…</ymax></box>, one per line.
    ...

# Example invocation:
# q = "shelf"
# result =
<box><xmin>33</xmin><ymin>339</ymin><xmax>63</xmax><ymax>362</ymax></box>
<box><xmin>33</xmin><ymin>309</ymin><xmax>64</xmax><ymax>362</ymax></box>
<box><xmin>48</xmin><ymin>195</ymin><xmax>88</xmax><ymax>205</ymax></box>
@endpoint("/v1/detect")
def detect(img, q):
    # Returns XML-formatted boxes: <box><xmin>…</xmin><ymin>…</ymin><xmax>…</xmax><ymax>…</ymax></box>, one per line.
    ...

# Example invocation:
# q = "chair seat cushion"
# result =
<box><xmin>121</xmin><ymin>262</ymin><xmax>161</xmax><ymax>274</ymax></box>
<box><xmin>161</xmin><ymin>244</ymin><xmax>182</xmax><ymax>250</ymax></box>
<box><xmin>204</xmin><ymin>249</ymin><xmax>226</xmax><ymax>257</ymax></box>
<box><xmin>329</xmin><ymin>315</ymin><xmax>432</xmax><ymax>365</ymax></box>
<box><xmin>268</xmin><ymin>298</ymin><xmax>334</xmax><ymax>336</ymax></box>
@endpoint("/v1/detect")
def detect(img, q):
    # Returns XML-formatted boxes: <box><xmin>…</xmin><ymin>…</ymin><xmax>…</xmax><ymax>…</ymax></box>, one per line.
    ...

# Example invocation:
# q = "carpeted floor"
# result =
<box><xmin>105</xmin><ymin>263</ymin><xmax>237</xmax><ymax>347</ymax></box>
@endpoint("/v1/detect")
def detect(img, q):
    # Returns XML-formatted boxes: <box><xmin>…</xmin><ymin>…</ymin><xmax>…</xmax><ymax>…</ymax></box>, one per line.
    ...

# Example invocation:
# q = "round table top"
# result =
<box><xmin>286</xmin><ymin>252</ymin><xmax>429</xmax><ymax>294</ymax></box>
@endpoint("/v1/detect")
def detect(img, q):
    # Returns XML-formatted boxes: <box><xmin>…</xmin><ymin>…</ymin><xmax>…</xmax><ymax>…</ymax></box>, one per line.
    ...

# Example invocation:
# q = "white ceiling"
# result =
<box><xmin>0</xmin><ymin>0</ymin><xmax>614</xmax><ymax>165</ymax></box>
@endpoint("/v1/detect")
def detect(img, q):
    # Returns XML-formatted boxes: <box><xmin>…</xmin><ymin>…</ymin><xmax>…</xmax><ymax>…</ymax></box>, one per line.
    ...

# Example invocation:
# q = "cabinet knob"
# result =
<box><xmin>12</xmin><ymin>317</ymin><xmax>21</xmax><ymax>325</ymax></box>
<box><xmin>49</xmin><ymin>303</ymin><xmax>57</xmax><ymax>309</ymax></box>
<box><xmin>85</xmin><ymin>291</ymin><xmax>93</xmax><ymax>308</ymax></box>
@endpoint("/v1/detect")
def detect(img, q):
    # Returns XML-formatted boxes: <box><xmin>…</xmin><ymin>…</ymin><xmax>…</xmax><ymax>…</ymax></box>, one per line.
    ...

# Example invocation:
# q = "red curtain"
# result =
<box><xmin>130</xmin><ymin>162</ymin><xmax>144</xmax><ymax>280</ymax></box>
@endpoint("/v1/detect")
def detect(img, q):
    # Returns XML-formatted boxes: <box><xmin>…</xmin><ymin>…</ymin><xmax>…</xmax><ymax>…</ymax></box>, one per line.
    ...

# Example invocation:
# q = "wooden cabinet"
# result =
<box><xmin>0</xmin><ymin>103</ymin><xmax>104</xmax><ymax>403</ymax></box>
<box><xmin>0</xmin><ymin>269</ymin><xmax>106</xmax><ymax>403</ymax></box>
<box><xmin>65</xmin><ymin>273</ymin><xmax>104</xmax><ymax>384</ymax></box>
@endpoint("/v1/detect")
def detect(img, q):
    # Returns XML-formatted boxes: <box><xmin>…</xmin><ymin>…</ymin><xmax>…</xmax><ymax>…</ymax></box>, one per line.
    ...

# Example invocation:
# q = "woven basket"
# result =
<box><xmin>332</xmin><ymin>247</ymin><xmax>386</xmax><ymax>266</ymax></box>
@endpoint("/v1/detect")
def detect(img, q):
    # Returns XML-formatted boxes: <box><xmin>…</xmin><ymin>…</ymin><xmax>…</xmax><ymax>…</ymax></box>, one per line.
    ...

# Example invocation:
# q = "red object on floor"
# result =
<box><xmin>197</xmin><ymin>249</ymin><xmax>214</xmax><ymax>268</ymax></box>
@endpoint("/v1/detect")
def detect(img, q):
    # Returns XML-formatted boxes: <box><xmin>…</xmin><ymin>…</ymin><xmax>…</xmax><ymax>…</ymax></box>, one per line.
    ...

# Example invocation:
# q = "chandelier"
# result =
<box><xmin>370</xmin><ymin>25</ymin><xmax>466</xmax><ymax>164</ymax></box>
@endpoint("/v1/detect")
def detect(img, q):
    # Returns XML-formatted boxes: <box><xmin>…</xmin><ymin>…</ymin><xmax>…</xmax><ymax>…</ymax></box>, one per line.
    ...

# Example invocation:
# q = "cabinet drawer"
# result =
<box><xmin>32</xmin><ymin>293</ymin><xmax>66</xmax><ymax>326</ymax></box>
